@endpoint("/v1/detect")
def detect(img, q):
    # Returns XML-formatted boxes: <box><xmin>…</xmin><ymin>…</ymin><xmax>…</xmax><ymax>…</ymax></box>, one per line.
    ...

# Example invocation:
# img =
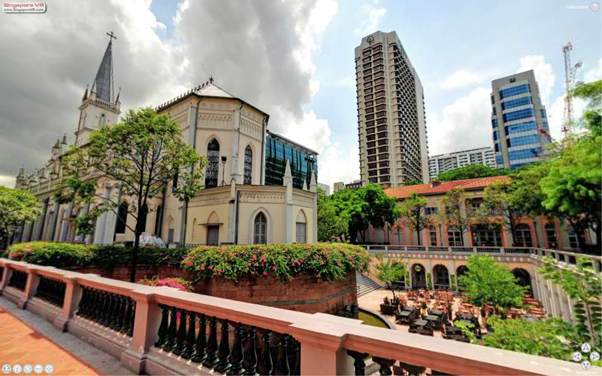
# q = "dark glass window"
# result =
<box><xmin>254</xmin><ymin>212</ymin><xmax>267</xmax><ymax>244</ymax></box>
<box><xmin>115</xmin><ymin>202</ymin><xmax>128</xmax><ymax>234</ymax></box>
<box><xmin>501</xmin><ymin>96</ymin><xmax>532</xmax><ymax>110</ymax></box>
<box><xmin>205</xmin><ymin>138</ymin><xmax>220</xmax><ymax>188</ymax></box>
<box><xmin>244</xmin><ymin>145</ymin><xmax>253</xmax><ymax>185</ymax></box>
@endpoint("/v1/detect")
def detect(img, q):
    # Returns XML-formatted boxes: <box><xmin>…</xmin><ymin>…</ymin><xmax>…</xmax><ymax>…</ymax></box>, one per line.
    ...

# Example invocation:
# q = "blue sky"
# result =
<box><xmin>0</xmin><ymin>0</ymin><xmax>599</xmax><ymax>188</ymax></box>
<box><xmin>151</xmin><ymin>0</ymin><xmax>600</xmax><ymax>185</ymax></box>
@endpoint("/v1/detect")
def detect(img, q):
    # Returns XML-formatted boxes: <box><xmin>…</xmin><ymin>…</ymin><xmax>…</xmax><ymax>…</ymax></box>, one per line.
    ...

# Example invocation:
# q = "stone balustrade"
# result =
<box><xmin>0</xmin><ymin>258</ymin><xmax>594</xmax><ymax>375</ymax></box>
<box><xmin>363</xmin><ymin>245</ymin><xmax>602</xmax><ymax>270</ymax></box>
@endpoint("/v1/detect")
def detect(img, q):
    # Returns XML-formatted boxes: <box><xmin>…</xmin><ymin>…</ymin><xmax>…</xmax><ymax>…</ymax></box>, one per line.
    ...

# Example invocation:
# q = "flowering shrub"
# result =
<box><xmin>183</xmin><ymin>243</ymin><xmax>370</xmax><ymax>282</ymax></box>
<box><xmin>137</xmin><ymin>277</ymin><xmax>192</xmax><ymax>292</ymax></box>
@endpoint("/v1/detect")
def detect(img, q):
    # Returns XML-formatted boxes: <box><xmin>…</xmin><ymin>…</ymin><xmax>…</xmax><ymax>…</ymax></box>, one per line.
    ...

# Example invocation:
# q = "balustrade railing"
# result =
<box><xmin>34</xmin><ymin>276</ymin><xmax>66</xmax><ymax>307</ymax></box>
<box><xmin>0</xmin><ymin>258</ymin><xmax>593</xmax><ymax>376</ymax></box>
<box><xmin>76</xmin><ymin>286</ymin><xmax>136</xmax><ymax>337</ymax></box>
<box><xmin>8</xmin><ymin>269</ymin><xmax>27</xmax><ymax>291</ymax></box>
<box><xmin>154</xmin><ymin>304</ymin><xmax>300</xmax><ymax>375</ymax></box>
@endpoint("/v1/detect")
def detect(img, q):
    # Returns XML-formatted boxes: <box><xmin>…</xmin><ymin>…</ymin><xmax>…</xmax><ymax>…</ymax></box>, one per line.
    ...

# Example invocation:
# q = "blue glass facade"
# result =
<box><xmin>491</xmin><ymin>119</ymin><xmax>499</xmax><ymax>128</ymax></box>
<box><xmin>496</xmin><ymin>155</ymin><xmax>504</xmax><ymax>166</ymax></box>
<box><xmin>503</xmin><ymin>108</ymin><xmax>535</xmax><ymax>122</ymax></box>
<box><xmin>505</xmin><ymin>121</ymin><xmax>537</xmax><ymax>135</ymax></box>
<box><xmin>501</xmin><ymin>96</ymin><xmax>532</xmax><ymax>110</ymax></box>
<box><xmin>507</xmin><ymin>134</ymin><xmax>539</xmax><ymax>147</ymax></box>
<box><xmin>265</xmin><ymin>133</ymin><xmax>318</xmax><ymax>189</ymax></box>
<box><xmin>499</xmin><ymin>84</ymin><xmax>530</xmax><ymax>99</ymax></box>
<box><xmin>508</xmin><ymin>147</ymin><xmax>541</xmax><ymax>161</ymax></box>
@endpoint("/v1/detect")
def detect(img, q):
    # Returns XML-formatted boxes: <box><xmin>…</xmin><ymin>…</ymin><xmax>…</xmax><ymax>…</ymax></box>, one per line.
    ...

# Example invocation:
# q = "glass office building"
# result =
<box><xmin>265</xmin><ymin>131</ymin><xmax>318</xmax><ymax>189</ymax></box>
<box><xmin>490</xmin><ymin>70</ymin><xmax>552</xmax><ymax>170</ymax></box>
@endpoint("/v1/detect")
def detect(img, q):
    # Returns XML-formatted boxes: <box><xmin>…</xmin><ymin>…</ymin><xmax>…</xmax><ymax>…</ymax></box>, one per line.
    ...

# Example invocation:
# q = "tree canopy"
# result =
<box><xmin>442</xmin><ymin>187</ymin><xmax>471</xmax><ymax>244</ymax></box>
<box><xmin>399</xmin><ymin>193</ymin><xmax>428</xmax><ymax>245</ymax></box>
<box><xmin>59</xmin><ymin>107</ymin><xmax>207</xmax><ymax>281</ymax></box>
<box><xmin>320</xmin><ymin>184</ymin><xmax>400</xmax><ymax>243</ymax></box>
<box><xmin>317</xmin><ymin>188</ymin><xmax>349</xmax><ymax>242</ymax></box>
<box><xmin>437</xmin><ymin>164</ymin><xmax>508</xmax><ymax>182</ymax></box>
<box><xmin>458</xmin><ymin>255</ymin><xmax>525</xmax><ymax>311</ymax></box>
<box><xmin>0</xmin><ymin>187</ymin><xmax>41</xmax><ymax>248</ymax></box>
<box><xmin>374</xmin><ymin>254</ymin><xmax>407</xmax><ymax>300</ymax></box>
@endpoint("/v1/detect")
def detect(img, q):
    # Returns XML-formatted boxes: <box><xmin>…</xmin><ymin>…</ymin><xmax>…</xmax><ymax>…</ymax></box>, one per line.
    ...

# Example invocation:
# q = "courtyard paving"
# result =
<box><xmin>0</xmin><ymin>298</ymin><xmax>134</xmax><ymax>376</ymax></box>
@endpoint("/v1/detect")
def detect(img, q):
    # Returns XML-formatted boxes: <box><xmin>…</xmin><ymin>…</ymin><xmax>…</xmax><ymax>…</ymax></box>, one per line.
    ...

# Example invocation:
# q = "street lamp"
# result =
<box><xmin>221</xmin><ymin>156</ymin><xmax>227</xmax><ymax>186</ymax></box>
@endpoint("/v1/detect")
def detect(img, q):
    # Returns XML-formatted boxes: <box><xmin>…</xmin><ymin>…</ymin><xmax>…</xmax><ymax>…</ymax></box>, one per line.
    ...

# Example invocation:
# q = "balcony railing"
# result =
<box><xmin>361</xmin><ymin>244</ymin><xmax>602</xmax><ymax>271</ymax></box>
<box><xmin>0</xmin><ymin>258</ymin><xmax>593</xmax><ymax>375</ymax></box>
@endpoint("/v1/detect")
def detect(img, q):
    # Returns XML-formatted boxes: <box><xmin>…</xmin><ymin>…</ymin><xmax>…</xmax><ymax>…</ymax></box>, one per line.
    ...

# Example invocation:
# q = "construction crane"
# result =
<box><xmin>561</xmin><ymin>41</ymin><xmax>583</xmax><ymax>135</ymax></box>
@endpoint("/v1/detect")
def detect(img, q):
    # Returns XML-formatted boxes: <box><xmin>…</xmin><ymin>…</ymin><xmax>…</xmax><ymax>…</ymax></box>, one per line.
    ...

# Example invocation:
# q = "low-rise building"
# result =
<box><xmin>361</xmin><ymin>177</ymin><xmax>594</xmax><ymax>251</ymax></box>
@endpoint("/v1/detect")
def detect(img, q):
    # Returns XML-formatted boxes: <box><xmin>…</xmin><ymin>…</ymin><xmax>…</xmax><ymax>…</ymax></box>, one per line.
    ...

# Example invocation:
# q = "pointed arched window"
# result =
<box><xmin>205</xmin><ymin>139</ymin><xmax>220</xmax><ymax>188</ymax></box>
<box><xmin>254</xmin><ymin>212</ymin><xmax>267</xmax><ymax>244</ymax></box>
<box><xmin>244</xmin><ymin>145</ymin><xmax>253</xmax><ymax>185</ymax></box>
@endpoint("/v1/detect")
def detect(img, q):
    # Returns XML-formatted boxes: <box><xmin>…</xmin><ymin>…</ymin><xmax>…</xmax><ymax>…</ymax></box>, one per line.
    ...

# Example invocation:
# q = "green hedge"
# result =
<box><xmin>6</xmin><ymin>242</ymin><xmax>189</xmax><ymax>269</ymax></box>
<box><xmin>183</xmin><ymin>243</ymin><xmax>370</xmax><ymax>282</ymax></box>
<box><xmin>5</xmin><ymin>242</ymin><xmax>370</xmax><ymax>282</ymax></box>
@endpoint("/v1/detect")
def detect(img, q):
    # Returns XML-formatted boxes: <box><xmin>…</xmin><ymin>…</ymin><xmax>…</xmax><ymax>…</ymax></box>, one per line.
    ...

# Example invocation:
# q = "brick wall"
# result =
<box><xmin>70</xmin><ymin>265</ymin><xmax>357</xmax><ymax>314</ymax></box>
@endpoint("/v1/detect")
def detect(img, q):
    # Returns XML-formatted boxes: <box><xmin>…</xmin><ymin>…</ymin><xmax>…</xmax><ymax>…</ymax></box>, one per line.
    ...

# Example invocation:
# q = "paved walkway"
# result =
<box><xmin>0</xmin><ymin>298</ymin><xmax>134</xmax><ymax>376</ymax></box>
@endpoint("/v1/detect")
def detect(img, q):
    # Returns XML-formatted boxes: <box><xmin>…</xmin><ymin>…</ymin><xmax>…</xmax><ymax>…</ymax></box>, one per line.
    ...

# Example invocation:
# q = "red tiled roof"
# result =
<box><xmin>385</xmin><ymin>176</ymin><xmax>509</xmax><ymax>199</ymax></box>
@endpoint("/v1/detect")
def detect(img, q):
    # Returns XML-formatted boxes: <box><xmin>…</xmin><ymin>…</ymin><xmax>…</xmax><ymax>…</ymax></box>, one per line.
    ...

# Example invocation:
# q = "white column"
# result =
<box><xmin>230</xmin><ymin>106</ymin><xmax>242</xmax><ymax>184</ymax></box>
<box><xmin>59</xmin><ymin>201</ymin><xmax>74</xmax><ymax>241</ymax></box>
<box><xmin>93</xmin><ymin>184</ymin><xmax>112</xmax><ymax>245</ymax></box>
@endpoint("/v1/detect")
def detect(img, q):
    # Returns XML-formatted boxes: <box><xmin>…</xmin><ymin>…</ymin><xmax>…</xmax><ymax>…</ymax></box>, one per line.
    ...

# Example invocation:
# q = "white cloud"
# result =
<box><xmin>0</xmin><ymin>175</ymin><xmax>16</xmax><ymax>188</ymax></box>
<box><xmin>441</xmin><ymin>70</ymin><xmax>485</xmax><ymax>90</ymax></box>
<box><xmin>547</xmin><ymin>94</ymin><xmax>587</xmax><ymax>140</ymax></box>
<box><xmin>585</xmin><ymin>58</ymin><xmax>602</xmax><ymax>82</ymax></box>
<box><xmin>354</xmin><ymin>1</ymin><xmax>387</xmax><ymax>36</ymax></box>
<box><xmin>427</xmin><ymin>87</ymin><xmax>493</xmax><ymax>155</ymax></box>
<box><xmin>517</xmin><ymin>55</ymin><xmax>555</xmax><ymax>106</ymax></box>
<box><xmin>0</xmin><ymin>0</ymin><xmax>349</xmax><ymax>188</ymax></box>
<box><xmin>318</xmin><ymin>144</ymin><xmax>359</xmax><ymax>189</ymax></box>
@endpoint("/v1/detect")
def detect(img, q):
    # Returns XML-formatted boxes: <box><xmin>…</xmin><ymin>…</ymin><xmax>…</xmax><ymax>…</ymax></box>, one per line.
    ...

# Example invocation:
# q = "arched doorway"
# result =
<box><xmin>411</xmin><ymin>263</ymin><xmax>426</xmax><ymax>289</ymax></box>
<box><xmin>456</xmin><ymin>265</ymin><xmax>468</xmax><ymax>278</ymax></box>
<box><xmin>433</xmin><ymin>264</ymin><xmax>450</xmax><ymax>289</ymax></box>
<box><xmin>512</xmin><ymin>268</ymin><xmax>532</xmax><ymax>292</ymax></box>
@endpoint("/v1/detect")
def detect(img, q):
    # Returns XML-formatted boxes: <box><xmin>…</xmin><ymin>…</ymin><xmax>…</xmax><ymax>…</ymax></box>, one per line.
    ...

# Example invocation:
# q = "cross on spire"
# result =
<box><xmin>209</xmin><ymin>76</ymin><xmax>214</xmax><ymax>83</ymax></box>
<box><xmin>106</xmin><ymin>31</ymin><xmax>117</xmax><ymax>44</ymax></box>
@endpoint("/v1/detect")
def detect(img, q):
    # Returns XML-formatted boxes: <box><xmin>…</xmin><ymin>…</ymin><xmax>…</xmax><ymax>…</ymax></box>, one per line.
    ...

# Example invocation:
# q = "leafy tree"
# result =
<box><xmin>539</xmin><ymin>256</ymin><xmax>602</xmax><ymax>350</ymax></box>
<box><xmin>437</xmin><ymin>164</ymin><xmax>509</xmax><ymax>182</ymax></box>
<box><xmin>483</xmin><ymin>316</ymin><xmax>582</xmax><ymax>361</ymax></box>
<box><xmin>331</xmin><ymin>184</ymin><xmax>400</xmax><ymax>243</ymax></box>
<box><xmin>374</xmin><ymin>254</ymin><xmax>407</xmax><ymax>300</ymax></box>
<box><xmin>475</xmin><ymin>180</ymin><xmax>525</xmax><ymax>246</ymax></box>
<box><xmin>540</xmin><ymin>80</ymin><xmax>601</xmax><ymax>248</ymax></box>
<box><xmin>399</xmin><ymin>193</ymin><xmax>428</xmax><ymax>245</ymax></box>
<box><xmin>317</xmin><ymin>188</ymin><xmax>349</xmax><ymax>242</ymax></box>
<box><xmin>442</xmin><ymin>188</ymin><xmax>471</xmax><ymax>246</ymax></box>
<box><xmin>458</xmin><ymin>255</ymin><xmax>525</xmax><ymax>313</ymax></box>
<box><xmin>0</xmin><ymin>187</ymin><xmax>41</xmax><ymax>249</ymax></box>
<box><xmin>59</xmin><ymin>108</ymin><xmax>207</xmax><ymax>282</ymax></box>
<box><xmin>403</xmin><ymin>179</ymin><xmax>422</xmax><ymax>186</ymax></box>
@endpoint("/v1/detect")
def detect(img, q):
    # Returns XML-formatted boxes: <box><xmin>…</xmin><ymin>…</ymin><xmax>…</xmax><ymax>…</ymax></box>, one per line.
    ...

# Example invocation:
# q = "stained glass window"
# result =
<box><xmin>205</xmin><ymin>139</ymin><xmax>220</xmax><ymax>188</ymax></box>
<box><xmin>244</xmin><ymin>145</ymin><xmax>252</xmax><ymax>185</ymax></box>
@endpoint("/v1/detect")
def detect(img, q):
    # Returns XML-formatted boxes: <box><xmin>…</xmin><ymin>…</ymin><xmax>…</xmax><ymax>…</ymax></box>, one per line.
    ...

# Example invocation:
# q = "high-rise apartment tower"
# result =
<box><xmin>355</xmin><ymin>31</ymin><xmax>429</xmax><ymax>187</ymax></box>
<box><xmin>490</xmin><ymin>70</ymin><xmax>551</xmax><ymax>170</ymax></box>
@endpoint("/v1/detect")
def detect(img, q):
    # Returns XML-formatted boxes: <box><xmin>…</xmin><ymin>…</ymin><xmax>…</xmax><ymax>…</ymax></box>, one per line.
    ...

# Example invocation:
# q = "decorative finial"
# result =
<box><xmin>115</xmin><ymin>86</ymin><xmax>121</xmax><ymax>103</ymax></box>
<box><xmin>209</xmin><ymin>76</ymin><xmax>214</xmax><ymax>83</ymax></box>
<box><xmin>82</xmin><ymin>84</ymin><xmax>89</xmax><ymax>101</ymax></box>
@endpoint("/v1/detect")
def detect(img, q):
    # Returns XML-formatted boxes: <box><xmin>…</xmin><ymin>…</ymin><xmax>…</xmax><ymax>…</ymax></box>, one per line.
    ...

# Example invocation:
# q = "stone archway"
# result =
<box><xmin>411</xmin><ymin>263</ymin><xmax>426</xmax><ymax>289</ymax></box>
<box><xmin>512</xmin><ymin>268</ymin><xmax>532</xmax><ymax>292</ymax></box>
<box><xmin>456</xmin><ymin>265</ymin><xmax>468</xmax><ymax>278</ymax></box>
<box><xmin>433</xmin><ymin>264</ymin><xmax>450</xmax><ymax>289</ymax></box>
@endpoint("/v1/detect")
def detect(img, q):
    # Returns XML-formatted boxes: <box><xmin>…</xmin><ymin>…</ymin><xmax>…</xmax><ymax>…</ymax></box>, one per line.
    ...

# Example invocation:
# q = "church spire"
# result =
<box><xmin>91</xmin><ymin>32</ymin><xmax>116</xmax><ymax>104</ymax></box>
